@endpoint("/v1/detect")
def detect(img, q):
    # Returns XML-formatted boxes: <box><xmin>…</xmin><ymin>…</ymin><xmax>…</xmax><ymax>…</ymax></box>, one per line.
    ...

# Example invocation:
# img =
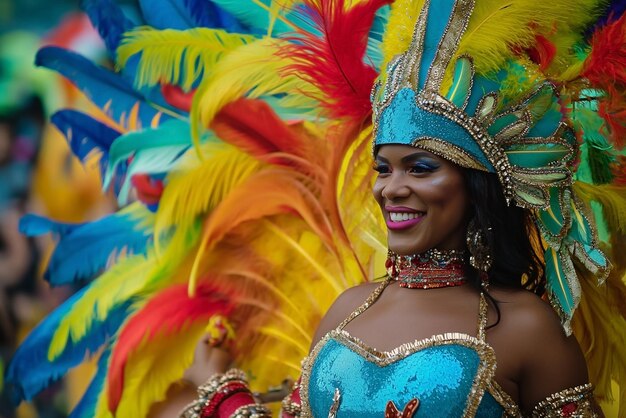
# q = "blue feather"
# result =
<box><xmin>36</xmin><ymin>47</ymin><xmax>181</xmax><ymax>126</ymax></box>
<box><xmin>51</xmin><ymin>110</ymin><xmax>121</xmax><ymax>175</ymax></box>
<box><xmin>598</xmin><ymin>0</ymin><xmax>626</xmax><ymax>26</ymax></box>
<box><xmin>186</xmin><ymin>0</ymin><xmax>246</xmax><ymax>31</ymax></box>
<box><xmin>49</xmin><ymin>210</ymin><xmax>151</xmax><ymax>285</ymax></box>
<box><xmin>210</xmin><ymin>0</ymin><xmax>295</xmax><ymax>35</ymax></box>
<box><xmin>19</xmin><ymin>207</ymin><xmax>153</xmax><ymax>285</ymax></box>
<box><xmin>367</xmin><ymin>5</ymin><xmax>389</xmax><ymax>68</ymax></box>
<box><xmin>138</xmin><ymin>0</ymin><xmax>199</xmax><ymax>30</ymax></box>
<box><xmin>138</xmin><ymin>0</ymin><xmax>244</xmax><ymax>31</ymax></box>
<box><xmin>587</xmin><ymin>0</ymin><xmax>626</xmax><ymax>36</ymax></box>
<box><xmin>80</xmin><ymin>0</ymin><xmax>134</xmax><ymax>54</ymax></box>
<box><xmin>19</xmin><ymin>214</ymin><xmax>78</xmax><ymax>237</ymax></box>
<box><xmin>68</xmin><ymin>348</ymin><xmax>111</xmax><ymax>418</ymax></box>
<box><xmin>5</xmin><ymin>290</ymin><xmax>129</xmax><ymax>403</ymax></box>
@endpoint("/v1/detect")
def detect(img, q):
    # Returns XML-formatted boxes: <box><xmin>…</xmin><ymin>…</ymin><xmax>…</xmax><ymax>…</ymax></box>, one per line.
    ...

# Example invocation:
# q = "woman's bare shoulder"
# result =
<box><xmin>309</xmin><ymin>281</ymin><xmax>383</xmax><ymax>349</ymax></box>
<box><xmin>489</xmin><ymin>287</ymin><xmax>565</xmax><ymax>335</ymax></box>
<box><xmin>489</xmin><ymin>287</ymin><xmax>588</xmax><ymax>411</ymax></box>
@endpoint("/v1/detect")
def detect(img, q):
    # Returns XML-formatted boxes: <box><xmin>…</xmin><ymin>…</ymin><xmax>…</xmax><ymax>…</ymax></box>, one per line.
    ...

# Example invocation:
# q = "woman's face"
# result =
<box><xmin>373</xmin><ymin>144</ymin><xmax>470</xmax><ymax>255</ymax></box>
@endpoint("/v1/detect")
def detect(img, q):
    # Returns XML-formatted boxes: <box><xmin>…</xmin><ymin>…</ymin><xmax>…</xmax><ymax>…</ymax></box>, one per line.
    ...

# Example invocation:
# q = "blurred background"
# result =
<box><xmin>0</xmin><ymin>1</ymin><xmax>137</xmax><ymax>416</ymax></box>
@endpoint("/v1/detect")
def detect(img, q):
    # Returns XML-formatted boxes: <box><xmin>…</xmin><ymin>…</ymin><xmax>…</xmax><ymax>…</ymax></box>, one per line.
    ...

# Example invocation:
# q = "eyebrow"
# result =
<box><xmin>375</xmin><ymin>152</ymin><xmax>435</xmax><ymax>164</ymax></box>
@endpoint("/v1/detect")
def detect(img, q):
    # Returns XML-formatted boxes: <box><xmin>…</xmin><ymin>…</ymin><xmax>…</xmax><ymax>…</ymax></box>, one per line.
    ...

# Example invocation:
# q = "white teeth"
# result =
<box><xmin>389</xmin><ymin>212</ymin><xmax>423</xmax><ymax>222</ymax></box>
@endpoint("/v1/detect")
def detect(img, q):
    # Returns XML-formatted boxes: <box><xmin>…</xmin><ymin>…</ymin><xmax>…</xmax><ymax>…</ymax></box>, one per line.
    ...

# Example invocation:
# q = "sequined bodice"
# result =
<box><xmin>300</xmin><ymin>280</ymin><xmax>520</xmax><ymax>417</ymax></box>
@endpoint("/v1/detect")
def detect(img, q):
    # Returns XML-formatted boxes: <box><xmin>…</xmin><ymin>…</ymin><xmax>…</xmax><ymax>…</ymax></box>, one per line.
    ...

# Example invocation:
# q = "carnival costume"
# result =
<box><xmin>4</xmin><ymin>0</ymin><xmax>626</xmax><ymax>417</ymax></box>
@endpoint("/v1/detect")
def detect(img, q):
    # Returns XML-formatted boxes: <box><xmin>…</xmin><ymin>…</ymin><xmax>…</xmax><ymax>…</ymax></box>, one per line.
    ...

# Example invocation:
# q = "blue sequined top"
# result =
<box><xmin>300</xmin><ymin>280</ymin><xmax>520</xmax><ymax>417</ymax></box>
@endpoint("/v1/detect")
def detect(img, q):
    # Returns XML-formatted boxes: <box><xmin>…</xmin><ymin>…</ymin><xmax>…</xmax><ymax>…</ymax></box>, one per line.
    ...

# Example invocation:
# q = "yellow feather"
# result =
<box><xmin>264</xmin><ymin>220</ymin><xmax>344</xmax><ymax>294</ymax></box>
<box><xmin>572</xmin><ymin>264</ymin><xmax>626</xmax><ymax>415</ymax></box>
<box><xmin>573</xmin><ymin>182</ymin><xmax>626</xmax><ymax>235</ymax></box>
<box><xmin>94</xmin><ymin>388</ymin><xmax>113</xmax><ymax>418</ymax></box>
<box><xmin>116</xmin><ymin>27</ymin><xmax>256</xmax><ymax>91</ymax></box>
<box><xmin>154</xmin><ymin>142</ymin><xmax>263</xmax><ymax>240</ymax></box>
<box><xmin>115</xmin><ymin>323</ymin><xmax>206</xmax><ymax>418</ymax></box>
<box><xmin>336</xmin><ymin>126</ymin><xmax>387</xmax><ymax>280</ymax></box>
<box><xmin>258</xmin><ymin>326</ymin><xmax>309</xmax><ymax>355</ymax></box>
<box><xmin>457</xmin><ymin>0</ymin><xmax>605</xmax><ymax>76</ymax></box>
<box><xmin>381</xmin><ymin>0</ymin><xmax>426</xmax><ymax>67</ymax></box>
<box><xmin>191</xmin><ymin>37</ymin><xmax>319</xmax><ymax>132</ymax></box>
<box><xmin>48</xmin><ymin>255</ymin><xmax>156</xmax><ymax>360</ymax></box>
<box><xmin>220</xmin><ymin>128</ymin><xmax>385</xmax><ymax>393</ymax></box>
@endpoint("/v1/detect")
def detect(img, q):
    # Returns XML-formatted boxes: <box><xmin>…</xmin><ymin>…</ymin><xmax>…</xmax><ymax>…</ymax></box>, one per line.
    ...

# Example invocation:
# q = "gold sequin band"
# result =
<box><xmin>178</xmin><ymin>369</ymin><xmax>249</xmax><ymax>418</ymax></box>
<box><xmin>531</xmin><ymin>384</ymin><xmax>598</xmax><ymax>418</ymax></box>
<box><xmin>280</xmin><ymin>380</ymin><xmax>302</xmax><ymax>417</ymax></box>
<box><xmin>230</xmin><ymin>404</ymin><xmax>272</xmax><ymax>418</ymax></box>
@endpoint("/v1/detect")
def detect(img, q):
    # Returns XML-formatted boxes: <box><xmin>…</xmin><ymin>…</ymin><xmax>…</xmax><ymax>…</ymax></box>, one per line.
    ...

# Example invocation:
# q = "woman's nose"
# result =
<box><xmin>382</xmin><ymin>172</ymin><xmax>411</xmax><ymax>200</ymax></box>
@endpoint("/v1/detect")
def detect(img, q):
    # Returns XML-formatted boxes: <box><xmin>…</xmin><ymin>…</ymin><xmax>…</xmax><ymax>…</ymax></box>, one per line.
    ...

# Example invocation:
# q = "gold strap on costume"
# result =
<box><xmin>336</xmin><ymin>278</ymin><xmax>391</xmax><ymax>330</ymax></box>
<box><xmin>531</xmin><ymin>384</ymin><xmax>598</xmax><ymax>418</ymax></box>
<box><xmin>477</xmin><ymin>292</ymin><xmax>488</xmax><ymax>342</ymax></box>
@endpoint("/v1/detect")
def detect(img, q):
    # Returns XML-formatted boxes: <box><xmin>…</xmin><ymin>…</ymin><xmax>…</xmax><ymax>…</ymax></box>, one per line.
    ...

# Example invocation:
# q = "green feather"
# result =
<box><xmin>445</xmin><ymin>57</ymin><xmax>473</xmax><ymax>108</ymax></box>
<box><xmin>538</xmin><ymin>188</ymin><xmax>566</xmax><ymax>237</ymax></box>
<box><xmin>505</xmin><ymin>143</ymin><xmax>571</xmax><ymax>168</ymax></box>
<box><xmin>545</xmin><ymin>247</ymin><xmax>576</xmax><ymax>320</ymax></box>
<box><xmin>104</xmin><ymin>119</ymin><xmax>214</xmax><ymax>204</ymax></box>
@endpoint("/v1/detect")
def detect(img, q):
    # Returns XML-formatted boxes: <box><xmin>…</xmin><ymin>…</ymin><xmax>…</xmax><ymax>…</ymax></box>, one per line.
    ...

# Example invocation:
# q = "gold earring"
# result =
<box><xmin>466</xmin><ymin>218</ymin><xmax>493</xmax><ymax>279</ymax></box>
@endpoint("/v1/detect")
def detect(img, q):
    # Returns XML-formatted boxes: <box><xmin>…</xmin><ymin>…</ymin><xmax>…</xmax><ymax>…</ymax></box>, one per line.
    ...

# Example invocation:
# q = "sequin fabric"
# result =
<box><xmin>375</xmin><ymin>88</ymin><xmax>493</xmax><ymax>171</ymax></box>
<box><xmin>303</xmin><ymin>335</ymin><xmax>505</xmax><ymax>418</ymax></box>
<box><xmin>299</xmin><ymin>280</ymin><xmax>521</xmax><ymax>418</ymax></box>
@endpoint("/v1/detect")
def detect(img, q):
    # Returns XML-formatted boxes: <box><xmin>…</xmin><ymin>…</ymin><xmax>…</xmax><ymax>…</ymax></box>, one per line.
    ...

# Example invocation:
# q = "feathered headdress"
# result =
<box><xmin>4</xmin><ymin>0</ymin><xmax>626</xmax><ymax>416</ymax></box>
<box><xmin>372</xmin><ymin>0</ymin><xmax>615</xmax><ymax>333</ymax></box>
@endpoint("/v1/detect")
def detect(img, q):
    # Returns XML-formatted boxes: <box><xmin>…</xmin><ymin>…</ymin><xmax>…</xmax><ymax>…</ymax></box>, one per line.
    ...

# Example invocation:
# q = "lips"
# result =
<box><xmin>385</xmin><ymin>206</ymin><xmax>426</xmax><ymax>230</ymax></box>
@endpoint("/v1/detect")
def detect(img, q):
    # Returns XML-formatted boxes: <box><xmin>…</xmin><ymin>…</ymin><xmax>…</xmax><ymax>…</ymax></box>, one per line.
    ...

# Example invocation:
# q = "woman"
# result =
<box><xmin>6</xmin><ymin>0</ymin><xmax>625</xmax><ymax>416</ymax></box>
<box><xmin>175</xmin><ymin>146</ymin><xmax>598</xmax><ymax>417</ymax></box>
<box><xmin>174</xmin><ymin>0</ymin><xmax>618</xmax><ymax>413</ymax></box>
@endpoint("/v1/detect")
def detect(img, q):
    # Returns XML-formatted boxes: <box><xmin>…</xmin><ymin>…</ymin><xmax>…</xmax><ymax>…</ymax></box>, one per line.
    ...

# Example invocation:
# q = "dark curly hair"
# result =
<box><xmin>462</xmin><ymin>168</ymin><xmax>546</xmax><ymax>327</ymax></box>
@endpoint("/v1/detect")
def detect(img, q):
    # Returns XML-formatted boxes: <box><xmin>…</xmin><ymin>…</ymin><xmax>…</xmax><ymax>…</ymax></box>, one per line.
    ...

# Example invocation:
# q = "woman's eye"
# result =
<box><xmin>409</xmin><ymin>163</ymin><xmax>436</xmax><ymax>174</ymax></box>
<box><xmin>373</xmin><ymin>164</ymin><xmax>390</xmax><ymax>174</ymax></box>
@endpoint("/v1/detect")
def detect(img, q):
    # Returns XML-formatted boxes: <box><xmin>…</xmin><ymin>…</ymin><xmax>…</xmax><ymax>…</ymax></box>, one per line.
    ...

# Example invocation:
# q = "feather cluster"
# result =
<box><xmin>279</xmin><ymin>0</ymin><xmax>392</xmax><ymax>120</ymax></box>
<box><xmin>7</xmin><ymin>0</ymin><xmax>626</xmax><ymax>417</ymax></box>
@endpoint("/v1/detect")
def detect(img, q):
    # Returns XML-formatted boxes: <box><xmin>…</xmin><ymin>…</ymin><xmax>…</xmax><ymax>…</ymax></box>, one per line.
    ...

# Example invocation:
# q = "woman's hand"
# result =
<box><xmin>184</xmin><ymin>334</ymin><xmax>234</xmax><ymax>387</ymax></box>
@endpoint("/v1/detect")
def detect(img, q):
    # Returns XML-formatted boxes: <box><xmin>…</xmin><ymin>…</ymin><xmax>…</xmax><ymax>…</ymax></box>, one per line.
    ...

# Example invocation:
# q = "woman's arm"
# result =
<box><xmin>165</xmin><ymin>283</ymin><xmax>379</xmax><ymax>418</ymax></box>
<box><xmin>509</xmin><ymin>295</ymin><xmax>603</xmax><ymax>417</ymax></box>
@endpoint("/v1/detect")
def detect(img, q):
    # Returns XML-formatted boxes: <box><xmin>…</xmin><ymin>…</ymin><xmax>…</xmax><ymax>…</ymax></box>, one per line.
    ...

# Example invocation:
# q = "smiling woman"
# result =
<box><xmin>171</xmin><ymin>0</ymin><xmax>621</xmax><ymax>414</ymax></box>
<box><xmin>7</xmin><ymin>0</ymin><xmax>626</xmax><ymax>417</ymax></box>
<box><xmin>373</xmin><ymin>145</ymin><xmax>469</xmax><ymax>255</ymax></box>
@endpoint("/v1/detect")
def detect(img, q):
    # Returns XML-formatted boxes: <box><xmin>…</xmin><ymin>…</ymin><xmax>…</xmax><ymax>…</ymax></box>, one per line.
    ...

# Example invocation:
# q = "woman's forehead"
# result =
<box><xmin>375</xmin><ymin>144</ymin><xmax>440</xmax><ymax>160</ymax></box>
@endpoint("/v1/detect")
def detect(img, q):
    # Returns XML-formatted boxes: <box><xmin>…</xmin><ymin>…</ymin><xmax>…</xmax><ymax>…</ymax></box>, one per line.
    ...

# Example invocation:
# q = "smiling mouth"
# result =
<box><xmin>386</xmin><ymin>210</ymin><xmax>426</xmax><ymax>230</ymax></box>
<box><xmin>389</xmin><ymin>212</ymin><xmax>425</xmax><ymax>222</ymax></box>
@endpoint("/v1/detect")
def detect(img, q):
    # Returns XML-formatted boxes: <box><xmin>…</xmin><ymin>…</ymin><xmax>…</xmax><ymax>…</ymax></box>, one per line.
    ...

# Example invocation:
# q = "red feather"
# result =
<box><xmin>279</xmin><ymin>0</ymin><xmax>391</xmax><ymax>120</ymax></box>
<box><xmin>131</xmin><ymin>174</ymin><xmax>164</xmax><ymax>205</ymax></box>
<box><xmin>107</xmin><ymin>283</ymin><xmax>235</xmax><ymax>412</ymax></box>
<box><xmin>583</xmin><ymin>12</ymin><xmax>626</xmax><ymax>148</ymax></box>
<box><xmin>211</xmin><ymin>98</ymin><xmax>318</xmax><ymax>167</ymax></box>
<box><xmin>526</xmin><ymin>34</ymin><xmax>556</xmax><ymax>71</ymax></box>
<box><xmin>161</xmin><ymin>84</ymin><xmax>195</xmax><ymax>112</ymax></box>
<box><xmin>612</xmin><ymin>155</ymin><xmax>626</xmax><ymax>185</ymax></box>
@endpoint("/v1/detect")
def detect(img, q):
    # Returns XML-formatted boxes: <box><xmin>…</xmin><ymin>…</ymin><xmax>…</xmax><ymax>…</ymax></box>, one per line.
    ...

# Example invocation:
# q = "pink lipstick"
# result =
<box><xmin>385</xmin><ymin>206</ymin><xmax>425</xmax><ymax>230</ymax></box>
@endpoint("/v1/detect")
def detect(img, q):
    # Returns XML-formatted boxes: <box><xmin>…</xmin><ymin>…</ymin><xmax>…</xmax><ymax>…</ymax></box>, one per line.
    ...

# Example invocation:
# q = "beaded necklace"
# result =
<box><xmin>386</xmin><ymin>249</ymin><xmax>467</xmax><ymax>289</ymax></box>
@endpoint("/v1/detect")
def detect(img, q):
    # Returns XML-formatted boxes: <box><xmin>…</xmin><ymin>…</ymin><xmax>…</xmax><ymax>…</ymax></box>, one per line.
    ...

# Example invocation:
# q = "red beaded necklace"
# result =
<box><xmin>386</xmin><ymin>249</ymin><xmax>467</xmax><ymax>289</ymax></box>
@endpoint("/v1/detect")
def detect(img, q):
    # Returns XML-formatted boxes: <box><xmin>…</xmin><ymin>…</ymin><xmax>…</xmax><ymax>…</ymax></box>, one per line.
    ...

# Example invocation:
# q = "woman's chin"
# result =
<box><xmin>387</xmin><ymin>240</ymin><xmax>430</xmax><ymax>256</ymax></box>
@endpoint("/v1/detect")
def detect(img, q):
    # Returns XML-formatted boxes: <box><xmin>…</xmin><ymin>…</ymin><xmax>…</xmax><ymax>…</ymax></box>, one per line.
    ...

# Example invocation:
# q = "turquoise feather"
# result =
<box><xmin>445</xmin><ymin>57</ymin><xmax>473</xmax><ymax>108</ymax></box>
<box><xmin>210</xmin><ymin>0</ymin><xmax>296</xmax><ymax>35</ymax></box>
<box><xmin>505</xmin><ymin>143</ymin><xmax>572</xmax><ymax>168</ymax></box>
<box><xmin>545</xmin><ymin>247</ymin><xmax>576</xmax><ymax>321</ymax></box>
<box><xmin>104</xmin><ymin>119</ymin><xmax>196</xmax><ymax>189</ymax></box>
<box><xmin>488</xmin><ymin>112</ymin><xmax>521</xmax><ymax>137</ymax></box>
<box><xmin>537</xmin><ymin>189</ymin><xmax>566</xmax><ymax>237</ymax></box>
